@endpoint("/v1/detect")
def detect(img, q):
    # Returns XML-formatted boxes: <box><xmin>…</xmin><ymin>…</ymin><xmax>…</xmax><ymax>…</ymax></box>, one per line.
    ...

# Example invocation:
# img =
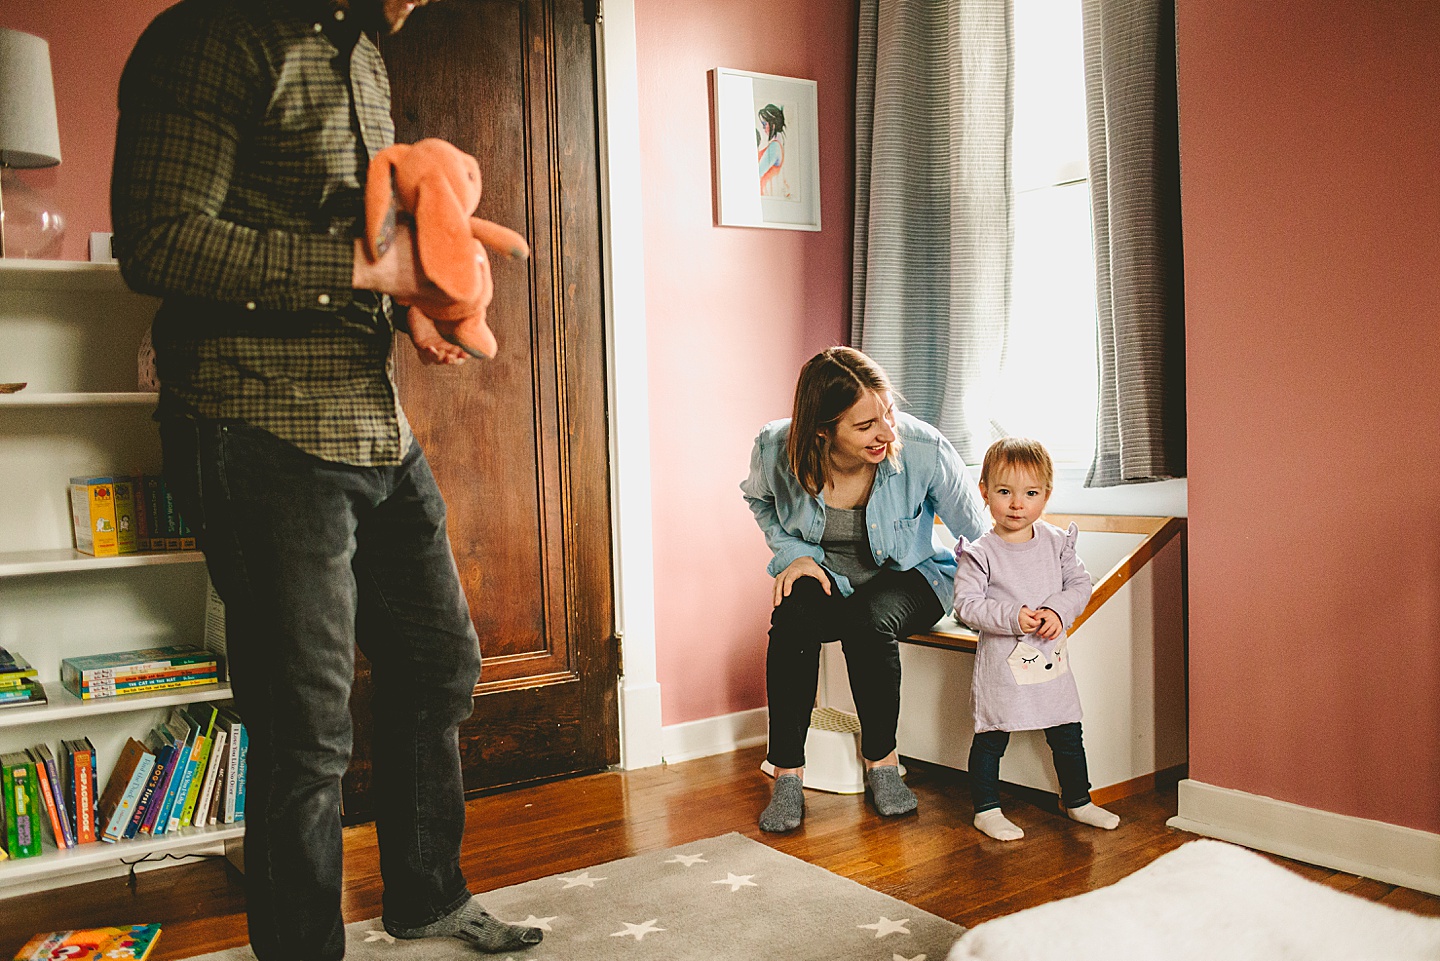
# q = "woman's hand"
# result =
<box><xmin>773</xmin><ymin>556</ymin><xmax>830</xmax><ymax>607</ymax></box>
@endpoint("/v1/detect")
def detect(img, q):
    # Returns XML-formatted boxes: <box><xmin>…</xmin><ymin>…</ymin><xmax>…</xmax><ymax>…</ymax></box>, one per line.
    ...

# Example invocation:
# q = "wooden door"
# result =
<box><xmin>343</xmin><ymin>0</ymin><xmax>618</xmax><ymax>820</ymax></box>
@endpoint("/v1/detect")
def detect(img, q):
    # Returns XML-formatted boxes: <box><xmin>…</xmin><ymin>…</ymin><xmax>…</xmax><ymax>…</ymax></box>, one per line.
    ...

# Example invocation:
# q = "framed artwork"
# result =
<box><xmin>710</xmin><ymin>68</ymin><xmax>821</xmax><ymax>231</ymax></box>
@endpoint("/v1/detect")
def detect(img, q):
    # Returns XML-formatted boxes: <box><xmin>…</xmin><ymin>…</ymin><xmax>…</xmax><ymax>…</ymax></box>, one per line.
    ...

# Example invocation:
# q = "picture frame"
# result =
<box><xmin>709</xmin><ymin>68</ymin><xmax>821</xmax><ymax>231</ymax></box>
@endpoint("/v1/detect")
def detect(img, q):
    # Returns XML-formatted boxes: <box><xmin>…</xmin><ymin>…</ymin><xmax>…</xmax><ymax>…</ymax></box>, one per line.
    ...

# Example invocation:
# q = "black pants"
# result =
<box><xmin>765</xmin><ymin>567</ymin><xmax>943</xmax><ymax>769</ymax></box>
<box><xmin>162</xmin><ymin>420</ymin><xmax>481</xmax><ymax>961</ymax></box>
<box><xmin>969</xmin><ymin>722</ymin><xmax>1094</xmax><ymax>813</ymax></box>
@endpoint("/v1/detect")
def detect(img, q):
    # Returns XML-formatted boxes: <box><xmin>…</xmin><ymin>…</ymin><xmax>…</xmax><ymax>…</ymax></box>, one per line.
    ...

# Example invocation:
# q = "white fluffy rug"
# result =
<box><xmin>948</xmin><ymin>839</ymin><xmax>1440</xmax><ymax>961</ymax></box>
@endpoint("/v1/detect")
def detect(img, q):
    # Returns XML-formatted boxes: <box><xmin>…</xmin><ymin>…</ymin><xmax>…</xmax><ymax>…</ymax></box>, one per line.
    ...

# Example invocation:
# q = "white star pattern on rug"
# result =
<box><xmin>361</xmin><ymin>930</ymin><xmax>395</xmax><ymax>944</ymax></box>
<box><xmin>712</xmin><ymin>872</ymin><xmax>758</xmax><ymax>892</ymax></box>
<box><xmin>666</xmin><ymin>853</ymin><xmax>707</xmax><ymax>866</ymax></box>
<box><xmin>515</xmin><ymin>915</ymin><xmax>557</xmax><ymax>931</ymax></box>
<box><xmin>559</xmin><ymin>871</ymin><xmax>607</xmax><ymax>888</ymax></box>
<box><xmin>859</xmin><ymin>917</ymin><xmax>913</xmax><ymax>938</ymax></box>
<box><xmin>611</xmin><ymin>919</ymin><xmax>666</xmax><ymax>941</ymax></box>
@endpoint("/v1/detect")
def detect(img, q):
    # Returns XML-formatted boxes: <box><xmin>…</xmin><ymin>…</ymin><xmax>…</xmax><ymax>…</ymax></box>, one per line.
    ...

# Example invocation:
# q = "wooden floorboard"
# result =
<box><xmin>1</xmin><ymin>745</ymin><xmax>1436</xmax><ymax>959</ymax></box>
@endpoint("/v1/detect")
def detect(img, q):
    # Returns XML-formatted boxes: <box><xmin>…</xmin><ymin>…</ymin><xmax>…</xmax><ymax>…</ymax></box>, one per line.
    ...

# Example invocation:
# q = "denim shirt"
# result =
<box><xmin>741</xmin><ymin>411</ymin><xmax>989</xmax><ymax>609</ymax></box>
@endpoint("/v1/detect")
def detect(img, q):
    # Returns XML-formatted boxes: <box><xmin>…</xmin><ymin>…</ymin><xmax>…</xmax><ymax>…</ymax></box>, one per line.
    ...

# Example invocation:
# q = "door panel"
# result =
<box><xmin>343</xmin><ymin>0</ymin><xmax>617</xmax><ymax>820</ymax></box>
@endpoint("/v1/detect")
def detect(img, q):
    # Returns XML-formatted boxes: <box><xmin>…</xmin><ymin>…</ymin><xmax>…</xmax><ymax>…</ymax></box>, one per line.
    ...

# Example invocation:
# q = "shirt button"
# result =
<box><xmin>333</xmin><ymin>9</ymin><xmax>345</xmax><ymax>19</ymax></box>
<box><xmin>313</xmin><ymin>22</ymin><xmax>323</xmax><ymax>32</ymax></box>
<box><xmin>317</xmin><ymin>293</ymin><xmax>332</xmax><ymax>306</ymax></box>
<box><xmin>245</xmin><ymin>301</ymin><xmax>257</xmax><ymax>311</ymax></box>
<box><xmin>870</xmin><ymin>523</ymin><xmax>877</xmax><ymax>528</ymax></box>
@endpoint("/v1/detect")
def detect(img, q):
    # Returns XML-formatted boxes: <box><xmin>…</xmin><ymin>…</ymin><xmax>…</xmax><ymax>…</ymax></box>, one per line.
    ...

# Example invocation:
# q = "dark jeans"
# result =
<box><xmin>968</xmin><ymin>721</ymin><xmax>1094</xmax><ymax>813</ymax></box>
<box><xmin>162</xmin><ymin>420</ymin><xmax>482</xmax><ymax>961</ymax></box>
<box><xmin>766</xmin><ymin>567</ymin><xmax>943</xmax><ymax>769</ymax></box>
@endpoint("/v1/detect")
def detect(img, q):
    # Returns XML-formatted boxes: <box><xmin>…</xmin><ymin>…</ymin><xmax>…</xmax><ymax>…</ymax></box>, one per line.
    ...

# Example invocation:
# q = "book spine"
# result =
<box><xmin>69</xmin><ymin>742</ymin><xmax>96</xmax><ymax>844</ymax></box>
<box><xmin>124</xmin><ymin>746</ymin><xmax>171</xmax><ymax>840</ymax></box>
<box><xmin>145</xmin><ymin>476</ymin><xmax>167</xmax><ymax>551</ymax></box>
<box><xmin>85</xmin><ymin>742</ymin><xmax>99</xmax><ymax>841</ymax></box>
<box><xmin>2</xmin><ymin>762</ymin><xmax>21</xmax><ymax>855</ymax></box>
<box><xmin>30</xmin><ymin>753</ymin><xmax>69</xmax><ymax>849</ymax></box>
<box><xmin>132</xmin><ymin>474</ymin><xmax>151</xmax><ymax>553</ymax></box>
<box><xmin>162</xmin><ymin>481</ymin><xmax>181</xmax><ymax>551</ymax></box>
<box><xmin>43</xmin><ymin>751</ymin><xmax>77</xmax><ymax>847</ymax></box>
<box><xmin>78</xmin><ymin>662</ymin><xmax>218</xmax><ymax>686</ymax></box>
<box><xmin>177</xmin><ymin>732</ymin><xmax>211</xmax><ymax>827</ymax></box>
<box><xmin>111</xmin><ymin>478</ymin><xmax>139</xmax><ymax>555</ymax></box>
<box><xmin>168</xmin><ymin>736</ymin><xmax>204</xmax><ymax>832</ymax></box>
<box><xmin>76</xmin><ymin>675</ymin><xmax>219</xmax><ymax>701</ymax></box>
<box><xmin>192</xmin><ymin>729</ymin><xmax>226</xmax><ymax>828</ymax></box>
<box><xmin>102</xmin><ymin>754</ymin><xmax>155</xmax><ymax>843</ymax></box>
<box><xmin>141</xmin><ymin>743</ymin><xmax>180</xmax><ymax>836</ymax></box>
<box><xmin>223</xmin><ymin>721</ymin><xmax>242</xmax><ymax>822</ymax></box>
<box><xmin>234</xmin><ymin>726</ymin><xmax>248</xmax><ymax>821</ymax></box>
<box><xmin>7</xmin><ymin>761</ymin><xmax>43</xmax><ymax>857</ymax></box>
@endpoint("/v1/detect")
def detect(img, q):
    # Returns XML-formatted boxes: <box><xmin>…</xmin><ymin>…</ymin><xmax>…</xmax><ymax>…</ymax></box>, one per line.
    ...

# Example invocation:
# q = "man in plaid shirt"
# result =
<box><xmin>111</xmin><ymin>1</ymin><xmax>541</xmax><ymax>957</ymax></box>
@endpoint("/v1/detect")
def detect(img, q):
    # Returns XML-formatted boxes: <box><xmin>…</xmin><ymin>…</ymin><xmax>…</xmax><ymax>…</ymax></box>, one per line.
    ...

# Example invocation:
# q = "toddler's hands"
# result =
<box><xmin>774</xmin><ymin>556</ymin><xmax>830</xmax><ymax>607</ymax></box>
<box><xmin>1017</xmin><ymin>606</ymin><xmax>1042</xmax><ymax>635</ymax></box>
<box><xmin>1034</xmin><ymin>607</ymin><xmax>1062</xmax><ymax>640</ymax></box>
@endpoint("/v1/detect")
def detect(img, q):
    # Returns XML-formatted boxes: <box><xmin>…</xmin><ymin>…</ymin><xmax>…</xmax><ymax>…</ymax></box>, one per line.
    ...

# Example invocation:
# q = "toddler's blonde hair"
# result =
<box><xmin>980</xmin><ymin>437</ymin><xmax>1054</xmax><ymax>491</ymax></box>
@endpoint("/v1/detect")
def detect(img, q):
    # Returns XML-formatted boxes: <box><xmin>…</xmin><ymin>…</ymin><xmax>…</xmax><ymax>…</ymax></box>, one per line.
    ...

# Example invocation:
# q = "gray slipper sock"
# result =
<box><xmin>759</xmin><ymin>773</ymin><xmax>805</xmax><ymax>832</ymax></box>
<box><xmin>385</xmin><ymin>897</ymin><xmax>543</xmax><ymax>953</ymax></box>
<box><xmin>866</xmin><ymin>764</ymin><xmax>918</xmax><ymax>816</ymax></box>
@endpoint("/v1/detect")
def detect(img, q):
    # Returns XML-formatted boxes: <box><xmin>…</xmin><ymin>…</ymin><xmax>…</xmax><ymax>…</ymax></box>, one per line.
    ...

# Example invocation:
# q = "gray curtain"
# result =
<box><xmin>1082</xmin><ymin>0</ymin><xmax>1186</xmax><ymax>486</ymax></box>
<box><xmin>851</xmin><ymin>0</ymin><xmax>1013</xmax><ymax>464</ymax></box>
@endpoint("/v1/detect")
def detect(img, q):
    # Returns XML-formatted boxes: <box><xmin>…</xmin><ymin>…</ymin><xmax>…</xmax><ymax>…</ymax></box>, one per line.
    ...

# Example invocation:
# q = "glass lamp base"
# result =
<box><xmin>0</xmin><ymin>172</ymin><xmax>66</xmax><ymax>259</ymax></box>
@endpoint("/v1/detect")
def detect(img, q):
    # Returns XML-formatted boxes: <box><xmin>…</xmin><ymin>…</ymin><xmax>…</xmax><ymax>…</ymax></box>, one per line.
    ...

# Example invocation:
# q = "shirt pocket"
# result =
<box><xmin>1007</xmin><ymin>640</ymin><xmax>1067</xmax><ymax>686</ymax></box>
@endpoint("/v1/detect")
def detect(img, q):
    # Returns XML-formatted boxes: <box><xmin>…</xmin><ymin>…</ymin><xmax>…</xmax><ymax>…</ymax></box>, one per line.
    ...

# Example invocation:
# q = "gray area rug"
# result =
<box><xmin>188</xmin><ymin>832</ymin><xmax>962</xmax><ymax>961</ymax></box>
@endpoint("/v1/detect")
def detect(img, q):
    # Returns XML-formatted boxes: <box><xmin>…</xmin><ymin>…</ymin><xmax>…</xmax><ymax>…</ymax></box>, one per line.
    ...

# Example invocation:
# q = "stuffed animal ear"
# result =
<box><xmin>365</xmin><ymin>143</ymin><xmax>412</xmax><ymax>260</ymax></box>
<box><xmin>414</xmin><ymin>172</ymin><xmax>483</xmax><ymax>303</ymax></box>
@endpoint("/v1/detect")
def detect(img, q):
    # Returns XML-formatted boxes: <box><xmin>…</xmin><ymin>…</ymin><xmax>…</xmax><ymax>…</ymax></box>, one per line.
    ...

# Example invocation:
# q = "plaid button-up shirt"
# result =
<box><xmin>113</xmin><ymin>0</ymin><xmax>410</xmax><ymax>466</ymax></box>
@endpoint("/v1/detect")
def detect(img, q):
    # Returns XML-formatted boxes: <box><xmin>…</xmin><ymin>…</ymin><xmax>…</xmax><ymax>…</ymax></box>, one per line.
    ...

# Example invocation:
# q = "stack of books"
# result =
<box><xmin>0</xmin><ymin>646</ymin><xmax>46</xmax><ymax>711</ymax></box>
<box><xmin>69</xmin><ymin>474</ymin><xmax>195</xmax><ymax>557</ymax></box>
<box><xmin>95</xmin><ymin>704</ymin><xmax>247</xmax><ymax>844</ymax></box>
<box><xmin>60</xmin><ymin>645</ymin><xmax>220</xmax><ymax>701</ymax></box>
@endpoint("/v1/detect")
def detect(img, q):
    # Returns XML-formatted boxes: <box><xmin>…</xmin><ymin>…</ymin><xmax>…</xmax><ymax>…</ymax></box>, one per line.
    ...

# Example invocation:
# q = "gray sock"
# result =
<box><xmin>385</xmin><ymin>897</ymin><xmax>543</xmax><ymax>953</ymax></box>
<box><xmin>866</xmin><ymin>765</ymin><xmax>918</xmax><ymax>816</ymax></box>
<box><xmin>759</xmin><ymin>773</ymin><xmax>805</xmax><ymax>832</ymax></box>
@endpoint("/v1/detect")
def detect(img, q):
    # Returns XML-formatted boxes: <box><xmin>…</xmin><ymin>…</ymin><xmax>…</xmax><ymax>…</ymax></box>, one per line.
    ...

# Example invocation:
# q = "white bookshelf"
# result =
<box><xmin>0</xmin><ymin>259</ymin><xmax>235</xmax><ymax>895</ymax></box>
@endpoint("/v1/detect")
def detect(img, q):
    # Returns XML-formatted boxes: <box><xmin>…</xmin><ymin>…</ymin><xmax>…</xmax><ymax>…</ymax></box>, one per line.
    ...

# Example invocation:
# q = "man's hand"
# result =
<box><xmin>352</xmin><ymin>222</ymin><xmax>453</xmax><ymax>308</ymax></box>
<box><xmin>773</xmin><ymin>556</ymin><xmax>830</xmax><ymax>608</ymax></box>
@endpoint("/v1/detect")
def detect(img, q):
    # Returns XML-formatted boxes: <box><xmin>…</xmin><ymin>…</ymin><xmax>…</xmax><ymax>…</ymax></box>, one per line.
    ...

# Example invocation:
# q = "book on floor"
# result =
<box><xmin>13</xmin><ymin>923</ymin><xmax>161</xmax><ymax>961</ymax></box>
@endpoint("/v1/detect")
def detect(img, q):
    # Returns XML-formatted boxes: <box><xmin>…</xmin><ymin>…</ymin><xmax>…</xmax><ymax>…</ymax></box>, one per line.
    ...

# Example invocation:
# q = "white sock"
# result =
<box><xmin>1067</xmin><ymin>802</ymin><xmax>1120</xmax><ymax>830</ymax></box>
<box><xmin>974</xmin><ymin>808</ymin><xmax>1024</xmax><ymax>841</ymax></box>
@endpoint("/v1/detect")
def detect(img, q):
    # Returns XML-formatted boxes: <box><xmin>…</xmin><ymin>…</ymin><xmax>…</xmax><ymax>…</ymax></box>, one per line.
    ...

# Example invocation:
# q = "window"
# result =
<box><xmin>992</xmin><ymin>0</ymin><xmax>1098</xmax><ymax>466</ymax></box>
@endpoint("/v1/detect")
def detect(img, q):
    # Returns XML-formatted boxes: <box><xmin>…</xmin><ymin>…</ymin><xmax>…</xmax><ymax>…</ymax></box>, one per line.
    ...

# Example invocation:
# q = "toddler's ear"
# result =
<box><xmin>365</xmin><ymin>144</ymin><xmax>411</xmax><ymax>260</ymax></box>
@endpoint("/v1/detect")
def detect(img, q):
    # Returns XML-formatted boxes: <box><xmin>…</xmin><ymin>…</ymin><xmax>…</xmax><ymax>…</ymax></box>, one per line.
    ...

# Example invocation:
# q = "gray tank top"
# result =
<box><xmin>821</xmin><ymin>506</ymin><xmax>881</xmax><ymax>588</ymax></box>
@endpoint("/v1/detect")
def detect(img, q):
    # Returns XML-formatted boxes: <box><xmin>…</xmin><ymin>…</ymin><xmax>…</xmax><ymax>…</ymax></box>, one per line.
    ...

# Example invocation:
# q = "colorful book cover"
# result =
<box><xmin>77</xmin><ymin>663</ymin><xmax>218</xmax><ymax>687</ymax></box>
<box><xmin>161</xmin><ymin>482</ymin><xmax>181</xmax><ymax>551</ymax></box>
<box><xmin>0</xmin><ymin>646</ymin><xmax>38</xmax><ymax>683</ymax></box>
<box><xmin>233</xmin><ymin>721</ymin><xmax>248</xmax><ymax>822</ymax></box>
<box><xmin>151</xmin><ymin>710</ymin><xmax>194</xmax><ymax>836</ymax></box>
<box><xmin>125</xmin><ymin>732</ymin><xmax>174</xmax><ymax>840</ymax></box>
<box><xmin>62</xmin><ymin>644</ymin><xmax>216</xmax><ymax>676</ymax></box>
<box><xmin>96</xmin><ymin>739</ymin><xmax>147</xmax><ymax>844</ymax></box>
<box><xmin>177</xmin><ymin>703</ymin><xmax>218</xmax><ymax>826</ymax></box>
<box><xmin>69</xmin><ymin>476</ymin><xmax>120</xmax><ymax>557</ymax></box>
<box><xmin>32</xmin><ymin>744</ymin><xmax>76</xmax><ymax>848</ymax></box>
<box><xmin>1</xmin><ymin>751</ymin><xmax>43</xmax><ymax>858</ymax></box>
<box><xmin>61</xmin><ymin>738</ymin><xmax>97</xmax><ymax>844</ymax></box>
<box><xmin>191</xmin><ymin>728</ymin><xmax>226</xmax><ymax>828</ymax></box>
<box><xmin>164</xmin><ymin>715</ymin><xmax>204</xmax><ymax>833</ymax></box>
<box><xmin>101</xmin><ymin>749</ymin><xmax>154</xmax><ymax>844</ymax></box>
<box><xmin>76</xmin><ymin>674</ymin><xmax>219</xmax><ymax>701</ymax></box>
<box><xmin>26</xmin><ymin>747</ymin><xmax>68</xmax><ymax>850</ymax></box>
<box><xmin>216</xmin><ymin>709</ymin><xmax>244</xmax><ymax>823</ymax></box>
<box><xmin>14</xmin><ymin>924</ymin><xmax>161</xmax><ymax>961</ymax></box>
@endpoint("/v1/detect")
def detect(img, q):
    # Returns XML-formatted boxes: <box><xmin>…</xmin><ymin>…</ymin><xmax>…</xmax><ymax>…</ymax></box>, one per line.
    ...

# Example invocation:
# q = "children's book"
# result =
<box><xmin>97</xmin><ymin>739</ymin><xmax>154</xmax><ymax>844</ymax></box>
<box><xmin>60</xmin><ymin>738</ymin><xmax>97</xmax><ymax>843</ymax></box>
<box><xmin>29</xmin><ymin>744</ymin><xmax>75</xmax><ymax>848</ymax></box>
<box><xmin>1</xmin><ymin>751</ymin><xmax>42</xmax><ymax>858</ymax></box>
<box><xmin>177</xmin><ymin>703</ymin><xmax>218</xmax><ymax>826</ymax></box>
<box><xmin>124</xmin><ymin>731</ymin><xmax>174</xmax><ymax>840</ymax></box>
<box><xmin>13</xmin><ymin>923</ymin><xmax>161</xmax><ymax>961</ymax></box>
<box><xmin>215</xmin><ymin>709</ymin><xmax>245</xmax><ymax>822</ymax></box>
<box><xmin>191</xmin><ymin>727</ymin><xmax>226</xmax><ymax>828</ymax></box>
<box><xmin>152</xmin><ymin>710</ymin><xmax>194</xmax><ymax>835</ymax></box>
<box><xmin>25</xmin><ymin>747</ymin><xmax>68</xmax><ymax>850</ymax></box>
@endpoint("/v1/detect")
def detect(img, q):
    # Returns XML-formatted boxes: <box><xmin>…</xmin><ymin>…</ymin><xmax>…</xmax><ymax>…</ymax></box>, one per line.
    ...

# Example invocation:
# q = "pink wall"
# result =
<box><xmin>0</xmin><ymin>0</ymin><xmax>173</xmax><ymax>262</ymax></box>
<box><xmin>1179</xmin><ymin>1</ymin><xmax>1440</xmax><ymax>832</ymax></box>
<box><xmin>634</xmin><ymin>0</ymin><xmax>856</xmax><ymax>725</ymax></box>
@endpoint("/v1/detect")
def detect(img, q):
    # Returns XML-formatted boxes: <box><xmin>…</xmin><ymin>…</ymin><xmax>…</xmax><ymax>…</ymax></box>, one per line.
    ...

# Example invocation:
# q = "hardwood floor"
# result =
<box><xmin>2</xmin><ymin>746</ymin><xmax>1436</xmax><ymax>959</ymax></box>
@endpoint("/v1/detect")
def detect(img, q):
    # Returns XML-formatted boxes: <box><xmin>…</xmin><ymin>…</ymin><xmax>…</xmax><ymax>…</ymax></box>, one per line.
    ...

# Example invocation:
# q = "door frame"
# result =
<box><xmin>596</xmin><ymin>0</ymin><xmax>664</xmax><ymax>770</ymax></box>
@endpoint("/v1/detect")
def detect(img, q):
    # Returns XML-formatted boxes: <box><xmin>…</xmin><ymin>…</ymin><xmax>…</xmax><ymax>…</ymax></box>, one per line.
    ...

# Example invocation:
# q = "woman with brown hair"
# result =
<box><xmin>741</xmin><ymin>347</ymin><xmax>988</xmax><ymax>832</ymax></box>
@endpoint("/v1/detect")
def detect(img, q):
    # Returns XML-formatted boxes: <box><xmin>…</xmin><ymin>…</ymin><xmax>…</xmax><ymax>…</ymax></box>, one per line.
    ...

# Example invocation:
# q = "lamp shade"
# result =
<box><xmin>0</xmin><ymin>27</ymin><xmax>62</xmax><ymax>169</ymax></box>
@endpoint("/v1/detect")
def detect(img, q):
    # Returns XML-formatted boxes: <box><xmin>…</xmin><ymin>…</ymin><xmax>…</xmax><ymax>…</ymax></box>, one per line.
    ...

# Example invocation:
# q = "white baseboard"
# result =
<box><xmin>661</xmin><ymin>707</ymin><xmax>768</xmax><ymax>765</ymax></box>
<box><xmin>1169</xmin><ymin>778</ymin><xmax>1440</xmax><ymax>896</ymax></box>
